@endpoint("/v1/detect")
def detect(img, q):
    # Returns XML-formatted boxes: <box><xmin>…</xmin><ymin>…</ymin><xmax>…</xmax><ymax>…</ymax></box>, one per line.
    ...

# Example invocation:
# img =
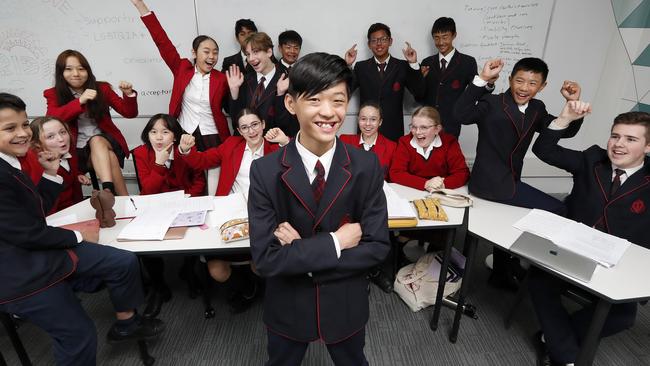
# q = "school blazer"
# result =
<box><xmin>44</xmin><ymin>83</ymin><xmax>137</xmax><ymax>158</ymax></box>
<box><xmin>533</xmin><ymin>128</ymin><xmax>650</xmax><ymax>248</ymax></box>
<box><xmin>229</xmin><ymin>70</ymin><xmax>293</xmax><ymax>136</ymax></box>
<box><xmin>0</xmin><ymin>159</ymin><xmax>78</xmax><ymax>304</ymax></box>
<box><xmin>181</xmin><ymin>136</ymin><xmax>279</xmax><ymax>196</ymax></box>
<box><xmin>140</xmin><ymin>12</ymin><xmax>231</xmax><ymax>138</ymax></box>
<box><xmin>132</xmin><ymin>145</ymin><xmax>206</xmax><ymax>197</ymax></box>
<box><xmin>418</xmin><ymin>51</ymin><xmax>477</xmax><ymax>137</ymax></box>
<box><xmin>248</xmin><ymin>139</ymin><xmax>390</xmax><ymax>343</ymax></box>
<box><xmin>221</xmin><ymin>52</ymin><xmax>253</xmax><ymax>75</ymax></box>
<box><xmin>389</xmin><ymin>132</ymin><xmax>470</xmax><ymax>190</ymax></box>
<box><xmin>339</xmin><ymin>133</ymin><xmax>396</xmax><ymax>177</ymax></box>
<box><xmin>454</xmin><ymin>84</ymin><xmax>583</xmax><ymax>201</ymax></box>
<box><xmin>351</xmin><ymin>56</ymin><xmax>425</xmax><ymax>141</ymax></box>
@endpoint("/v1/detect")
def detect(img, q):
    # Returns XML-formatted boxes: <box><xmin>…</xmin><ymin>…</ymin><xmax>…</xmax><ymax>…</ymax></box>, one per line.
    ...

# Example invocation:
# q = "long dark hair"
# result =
<box><xmin>54</xmin><ymin>49</ymin><xmax>108</xmax><ymax>120</ymax></box>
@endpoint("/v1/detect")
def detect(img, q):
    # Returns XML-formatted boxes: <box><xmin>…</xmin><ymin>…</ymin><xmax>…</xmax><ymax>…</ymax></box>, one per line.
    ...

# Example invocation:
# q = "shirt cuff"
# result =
<box><xmin>330</xmin><ymin>232</ymin><xmax>342</xmax><ymax>259</ymax></box>
<box><xmin>548</xmin><ymin>119</ymin><xmax>569</xmax><ymax>130</ymax></box>
<box><xmin>74</xmin><ymin>230</ymin><xmax>83</xmax><ymax>243</ymax></box>
<box><xmin>42</xmin><ymin>173</ymin><xmax>63</xmax><ymax>184</ymax></box>
<box><xmin>472</xmin><ymin>75</ymin><xmax>488</xmax><ymax>87</ymax></box>
<box><xmin>409</xmin><ymin>62</ymin><xmax>420</xmax><ymax>70</ymax></box>
<box><xmin>142</xmin><ymin>11</ymin><xmax>153</xmax><ymax>17</ymax></box>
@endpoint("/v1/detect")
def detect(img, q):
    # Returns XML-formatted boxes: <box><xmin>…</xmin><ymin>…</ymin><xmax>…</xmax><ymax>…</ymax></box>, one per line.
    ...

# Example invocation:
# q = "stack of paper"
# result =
<box><xmin>124</xmin><ymin>191</ymin><xmax>215</xmax><ymax>217</ymax></box>
<box><xmin>208</xmin><ymin>193</ymin><xmax>248</xmax><ymax>228</ymax></box>
<box><xmin>513</xmin><ymin>209</ymin><xmax>631</xmax><ymax>268</ymax></box>
<box><xmin>117</xmin><ymin>208</ymin><xmax>180</xmax><ymax>241</ymax></box>
<box><xmin>383</xmin><ymin>182</ymin><xmax>417</xmax><ymax>219</ymax></box>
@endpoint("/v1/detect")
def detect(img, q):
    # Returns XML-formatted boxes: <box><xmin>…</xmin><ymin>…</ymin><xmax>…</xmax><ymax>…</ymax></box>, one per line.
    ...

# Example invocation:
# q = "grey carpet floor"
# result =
<box><xmin>2</xmin><ymin>244</ymin><xmax>649</xmax><ymax>365</ymax></box>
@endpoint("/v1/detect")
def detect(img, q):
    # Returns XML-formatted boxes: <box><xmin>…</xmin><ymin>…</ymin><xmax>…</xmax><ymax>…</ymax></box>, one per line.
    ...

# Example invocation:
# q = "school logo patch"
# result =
<box><xmin>451</xmin><ymin>79</ymin><xmax>461</xmax><ymax>89</ymax></box>
<box><xmin>392</xmin><ymin>82</ymin><xmax>401</xmax><ymax>92</ymax></box>
<box><xmin>631</xmin><ymin>199</ymin><xmax>646</xmax><ymax>214</ymax></box>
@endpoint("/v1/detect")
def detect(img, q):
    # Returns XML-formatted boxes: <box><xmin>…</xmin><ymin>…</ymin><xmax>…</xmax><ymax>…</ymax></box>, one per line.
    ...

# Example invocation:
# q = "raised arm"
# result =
<box><xmin>132</xmin><ymin>0</ymin><xmax>183</xmax><ymax>73</ymax></box>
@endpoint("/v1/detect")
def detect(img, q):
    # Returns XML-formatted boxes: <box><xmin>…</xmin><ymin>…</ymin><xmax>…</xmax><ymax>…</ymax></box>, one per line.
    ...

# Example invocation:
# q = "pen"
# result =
<box><xmin>130</xmin><ymin>197</ymin><xmax>137</xmax><ymax>210</ymax></box>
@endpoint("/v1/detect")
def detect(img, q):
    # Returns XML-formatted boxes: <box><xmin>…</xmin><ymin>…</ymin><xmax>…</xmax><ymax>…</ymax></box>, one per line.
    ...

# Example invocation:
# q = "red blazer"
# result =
<box><xmin>389</xmin><ymin>132</ymin><xmax>470</xmax><ymax>190</ymax></box>
<box><xmin>181</xmin><ymin>136</ymin><xmax>279</xmax><ymax>196</ymax></box>
<box><xmin>132</xmin><ymin>144</ymin><xmax>205</xmax><ymax>197</ymax></box>
<box><xmin>339</xmin><ymin>133</ymin><xmax>396</xmax><ymax>177</ymax></box>
<box><xmin>20</xmin><ymin>149</ymin><xmax>83</xmax><ymax>214</ymax></box>
<box><xmin>44</xmin><ymin>83</ymin><xmax>137</xmax><ymax>158</ymax></box>
<box><xmin>141</xmin><ymin>12</ymin><xmax>230</xmax><ymax>138</ymax></box>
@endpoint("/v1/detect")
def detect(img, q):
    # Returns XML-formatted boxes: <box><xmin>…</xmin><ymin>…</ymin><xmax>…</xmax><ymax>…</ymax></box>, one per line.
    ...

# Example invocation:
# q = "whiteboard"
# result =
<box><xmin>0</xmin><ymin>0</ymin><xmax>197</xmax><ymax>116</ymax></box>
<box><xmin>0</xmin><ymin>0</ymin><xmax>553</xmax><ymax>117</ymax></box>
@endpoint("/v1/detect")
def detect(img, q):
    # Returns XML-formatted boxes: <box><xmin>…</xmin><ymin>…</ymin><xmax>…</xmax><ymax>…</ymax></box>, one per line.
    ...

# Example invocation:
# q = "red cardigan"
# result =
<box><xmin>20</xmin><ymin>149</ymin><xmax>83</xmax><ymax>214</ymax></box>
<box><xmin>132</xmin><ymin>144</ymin><xmax>205</xmax><ymax>197</ymax></box>
<box><xmin>141</xmin><ymin>12</ymin><xmax>230</xmax><ymax>138</ymax></box>
<box><xmin>44</xmin><ymin>82</ymin><xmax>137</xmax><ymax>158</ymax></box>
<box><xmin>389</xmin><ymin>132</ymin><xmax>470</xmax><ymax>190</ymax></box>
<box><xmin>339</xmin><ymin>133</ymin><xmax>396</xmax><ymax>176</ymax></box>
<box><xmin>181</xmin><ymin>136</ymin><xmax>279</xmax><ymax>196</ymax></box>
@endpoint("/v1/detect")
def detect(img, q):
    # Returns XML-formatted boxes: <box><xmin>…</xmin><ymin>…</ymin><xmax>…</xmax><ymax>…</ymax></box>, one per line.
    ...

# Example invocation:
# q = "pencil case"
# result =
<box><xmin>220</xmin><ymin>218</ymin><xmax>249</xmax><ymax>243</ymax></box>
<box><xmin>413</xmin><ymin>198</ymin><xmax>448</xmax><ymax>221</ymax></box>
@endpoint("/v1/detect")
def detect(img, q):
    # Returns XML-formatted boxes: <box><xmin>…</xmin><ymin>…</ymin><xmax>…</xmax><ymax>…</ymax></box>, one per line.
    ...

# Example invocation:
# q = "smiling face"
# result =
<box><xmin>237</xmin><ymin>114</ymin><xmax>265</xmax><ymax>149</ymax></box>
<box><xmin>237</xmin><ymin>27</ymin><xmax>255</xmax><ymax>50</ymax></box>
<box><xmin>508</xmin><ymin>70</ymin><xmax>546</xmax><ymax>105</ymax></box>
<box><xmin>192</xmin><ymin>38</ymin><xmax>219</xmax><ymax>75</ymax></box>
<box><xmin>368</xmin><ymin>29</ymin><xmax>392</xmax><ymax>61</ymax></box>
<box><xmin>279</xmin><ymin>42</ymin><xmax>301</xmax><ymax>65</ymax></box>
<box><xmin>39</xmin><ymin>119</ymin><xmax>70</xmax><ymax>156</ymax></box>
<box><xmin>62</xmin><ymin>56</ymin><xmax>89</xmax><ymax>92</ymax></box>
<box><xmin>607</xmin><ymin>123</ymin><xmax>650</xmax><ymax>169</ymax></box>
<box><xmin>357</xmin><ymin>105</ymin><xmax>382</xmax><ymax>140</ymax></box>
<box><xmin>285</xmin><ymin>81</ymin><xmax>348</xmax><ymax>156</ymax></box>
<box><xmin>245</xmin><ymin>43</ymin><xmax>274</xmax><ymax>75</ymax></box>
<box><xmin>0</xmin><ymin>108</ymin><xmax>31</xmax><ymax>157</ymax></box>
<box><xmin>148</xmin><ymin>119</ymin><xmax>175</xmax><ymax>152</ymax></box>
<box><xmin>410</xmin><ymin>115</ymin><xmax>442</xmax><ymax>149</ymax></box>
<box><xmin>433</xmin><ymin>31</ymin><xmax>456</xmax><ymax>56</ymax></box>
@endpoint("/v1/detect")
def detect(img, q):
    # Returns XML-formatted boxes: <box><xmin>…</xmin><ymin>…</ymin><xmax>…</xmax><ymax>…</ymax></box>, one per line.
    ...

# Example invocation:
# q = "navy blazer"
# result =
<box><xmin>352</xmin><ymin>56</ymin><xmax>425</xmax><ymax>141</ymax></box>
<box><xmin>418</xmin><ymin>51</ymin><xmax>477</xmax><ymax>137</ymax></box>
<box><xmin>533</xmin><ymin>128</ymin><xmax>650</xmax><ymax>248</ymax></box>
<box><xmin>248</xmin><ymin>139</ymin><xmax>390</xmax><ymax>343</ymax></box>
<box><xmin>221</xmin><ymin>52</ymin><xmax>253</xmax><ymax>75</ymax></box>
<box><xmin>0</xmin><ymin>159</ymin><xmax>78</xmax><ymax>304</ymax></box>
<box><xmin>454</xmin><ymin>84</ymin><xmax>583</xmax><ymax>201</ymax></box>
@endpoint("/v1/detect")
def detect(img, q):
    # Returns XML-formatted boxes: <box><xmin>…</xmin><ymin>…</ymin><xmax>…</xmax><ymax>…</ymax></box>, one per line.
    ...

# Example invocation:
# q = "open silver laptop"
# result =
<box><xmin>510</xmin><ymin>232</ymin><xmax>598</xmax><ymax>282</ymax></box>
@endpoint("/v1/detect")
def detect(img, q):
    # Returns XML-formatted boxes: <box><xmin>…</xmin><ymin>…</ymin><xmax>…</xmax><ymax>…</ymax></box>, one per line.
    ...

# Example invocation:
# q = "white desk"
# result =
<box><xmin>388</xmin><ymin>183</ymin><xmax>466</xmax><ymax>229</ymax></box>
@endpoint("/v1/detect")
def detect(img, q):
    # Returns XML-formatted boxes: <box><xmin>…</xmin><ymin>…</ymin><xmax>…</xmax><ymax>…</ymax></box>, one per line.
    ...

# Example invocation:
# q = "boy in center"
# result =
<box><xmin>248</xmin><ymin>53</ymin><xmax>391</xmax><ymax>366</ymax></box>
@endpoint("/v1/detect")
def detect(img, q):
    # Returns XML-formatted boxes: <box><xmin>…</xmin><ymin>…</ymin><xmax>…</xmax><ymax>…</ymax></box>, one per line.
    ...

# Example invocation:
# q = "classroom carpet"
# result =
<box><xmin>2</xmin><ymin>244</ymin><xmax>649</xmax><ymax>365</ymax></box>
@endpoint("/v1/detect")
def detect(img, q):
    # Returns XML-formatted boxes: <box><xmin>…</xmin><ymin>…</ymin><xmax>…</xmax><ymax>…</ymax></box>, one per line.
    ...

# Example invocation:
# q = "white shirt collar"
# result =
<box><xmin>0</xmin><ymin>151</ymin><xmax>21</xmax><ymax>170</ymax></box>
<box><xmin>164</xmin><ymin>149</ymin><xmax>175</xmax><ymax>169</ymax></box>
<box><xmin>358</xmin><ymin>134</ymin><xmax>378</xmax><ymax>151</ymax></box>
<box><xmin>194</xmin><ymin>66</ymin><xmax>210</xmax><ymax>79</ymax></box>
<box><xmin>281</xmin><ymin>59</ymin><xmax>292</xmax><ymax>69</ymax></box>
<box><xmin>245</xmin><ymin>142</ymin><xmax>264</xmax><ymax>157</ymax></box>
<box><xmin>409</xmin><ymin>135</ymin><xmax>442</xmax><ymax>159</ymax></box>
<box><xmin>257</xmin><ymin>66</ymin><xmax>276</xmax><ymax>85</ymax></box>
<box><xmin>241</xmin><ymin>50</ymin><xmax>248</xmax><ymax>66</ymax></box>
<box><xmin>374</xmin><ymin>55</ymin><xmax>391</xmax><ymax>66</ymax></box>
<box><xmin>438</xmin><ymin>48</ymin><xmax>456</xmax><ymax>65</ymax></box>
<box><xmin>59</xmin><ymin>152</ymin><xmax>72</xmax><ymax>172</ymax></box>
<box><xmin>295</xmin><ymin>132</ymin><xmax>336</xmax><ymax>182</ymax></box>
<box><xmin>612</xmin><ymin>163</ymin><xmax>644</xmax><ymax>180</ymax></box>
<box><xmin>518</xmin><ymin>102</ymin><xmax>529</xmax><ymax>114</ymax></box>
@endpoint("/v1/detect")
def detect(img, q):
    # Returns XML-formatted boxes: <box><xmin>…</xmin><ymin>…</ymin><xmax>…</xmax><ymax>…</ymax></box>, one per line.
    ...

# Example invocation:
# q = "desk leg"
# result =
<box><xmin>430</xmin><ymin>228</ymin><xmax>455</xmax><ymax>331</ymax></box>
<box><xmin>449</xmin><ymin>235</ymin><xmax>478</xmax><ymax>343</ymax></box>
<box><xmin>575</xmin><ymin>299</ymin><xmax>611</xmax><ymax>366</ymax></box>
<box><xmin>0</xmin><ymin>313</ymin><xmax>31</xmax><ymax>366</ymax></box>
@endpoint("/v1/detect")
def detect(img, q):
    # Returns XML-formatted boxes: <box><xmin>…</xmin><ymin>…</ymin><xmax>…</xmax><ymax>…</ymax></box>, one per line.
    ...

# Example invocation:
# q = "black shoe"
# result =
<box><xmin>107</xmin><ymin>317</ymin><xmax>165</xmax><ymax>344</ymax></box>
<box><xmin>227</xmin><ymin>280</ymin><xmax>258</xmax><ymax>314</ymax></box>
<box><xmin>143</xmin><ymin>286</ymin><xmax>172</xmax><ymax>319</ymax></box>
<box><xmin>369</xmin><ymin>270</ymin><xmax>393</xmax><ymax>293</ymax></box>
<box><xmin>488</xmin><ymin>271</ymin><xmax>520</xmax><ymax>292</ymax></box>
<box><xmin>532</xmin><ymin>331</ymin><xmax>553</xmax><ymax>366</ymax></box>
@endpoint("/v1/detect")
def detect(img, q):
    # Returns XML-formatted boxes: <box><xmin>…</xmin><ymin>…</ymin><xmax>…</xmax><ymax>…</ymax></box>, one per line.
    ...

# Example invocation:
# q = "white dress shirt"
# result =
<box><xmin>410</xmin><ymin>135</ymin><xmax>442</xmax><ymax>160</ymax></box>
<box><xmin>358</xmin><ymin>134</ymin><xmax>378</xmax><ymax>151</ymax></box>
<box><xmin>178</xmin><ymin>67</ymin><xmax>217</xmax><ymax>135</ymax></box>
<box><xmin>230</xmin><ymin>143</ymin><xmax>264</xmax><ymax>199</ymax></box>
<box><xmin>439</xmin><ymin>48</ymin><xmax>456</xmax><ymax>69</ymax></box>
<box><xmin>71</xmin><ymin>90</ymin><xmax>101</xmax><ymax>148</ymax></box>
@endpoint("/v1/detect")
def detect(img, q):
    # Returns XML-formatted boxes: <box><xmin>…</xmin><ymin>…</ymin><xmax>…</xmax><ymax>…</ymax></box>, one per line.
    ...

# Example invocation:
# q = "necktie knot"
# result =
<box><xmin>440</xmin><ymin>58</ymin><xmax>447</xmax><ymax>72</ymax></box>
<box><xmin>377</xmin><ymin>62</ymin><xmax>386</xmax><ymax>78</ymax></box>
<box><xmin>610</xmin><ymin>168</ymin><xmax>625</xmax><ymax>197</ymax></box>
<box><xmin>253</xmin><ymin>76</ymin><xmax>266</xmax><ymax>104</ymax></box>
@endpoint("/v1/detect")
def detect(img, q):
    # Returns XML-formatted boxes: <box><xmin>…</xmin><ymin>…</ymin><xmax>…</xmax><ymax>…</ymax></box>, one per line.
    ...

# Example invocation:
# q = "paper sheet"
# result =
<box><xmin>117</xmin><ymin>208</ymin><xmax>179</xmax><ymax>241</ymax></box>
<box><xmin>207</xmin><ymin>193</ymin><xmax>248</xmax><ymax>228</ymax></box>
<box><xmin>124</xmin><ymin>191</ymin><xmax>215</xmax><ymax>217</ymax></box>
<box><xmin>383</xmin><ymin>182</ymin><xmax>417</xmax><ymax>219</ymax></box>
<box><xmin>47</xmin><ymin>214</ymin><xmax>79</xmax><ymax>227</ymax></box>
<box><xmin>171</xmin><ymin>211</ymin><xmax>207</xmax><ymax>227</ymax></box>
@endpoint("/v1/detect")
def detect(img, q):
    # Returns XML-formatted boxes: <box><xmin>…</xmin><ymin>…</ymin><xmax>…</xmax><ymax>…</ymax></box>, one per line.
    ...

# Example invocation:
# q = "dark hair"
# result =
<box><xmin>358</xmin><ymin>101</ymin><xmax>383</xmax><ymax>120</ymax></box>
<box><xmin>140</xmin><ymin>113</ymin><xmax>183</xmax><ymax>147</ymax></box>
<box><xmin>367</xmin><ymin>23</ymin><xmax>391</xmax><ymax>40</ymax></box>
<box><xmin>233</xmin><ymin>108</ymin><xmax>262</xmax><ymax>129</ymax></box>
<box><xmin>54</xmin><ymin>50</ymin><xmax>108</xmax><ymax>120</ymax></box>
<box><xmin>0</xmin><ymin>93</ymin><xmax>26</xmax><ymax>113</ymax></box>
<box><xmin>278</xmin><ymin>30</ymin><xmax>303</xmax><ymax>46</ymax></box>
<box><xmin>30</xmin><ymin>116</ymin><xmax>70</xmax><ymax>146</ymax></box>
<box><xmin>287</xmin><ymin>52</ymin><xmax>354</xmax><ymax>99</ymax></box>
<box><xmin>235</xmin><ymin>19</ymin><xmax>257</xmax><ymax>35</ymax></box>
<box><xmin>511</xmin><ymin>57</ymin><xmax>549</xmax><ymax>83</ymax></box>
<box><xmin>192</xmin><ymin>35</ymin><xmax>219</xmax><ymax>55</ymax></box>
<box><xmin>612</xmin><ymin>111</ymin><xmax>650</xmax><ymax>141</ymax></box>
<box><xmin>246</xmin><ymin>32</ymin><xmax>273</xmax><ymax>52</ymax></box>
<box><xmin>431</xmin><ymin>17</ymin><xmax>456</xmax><ymax>36</ymax></box>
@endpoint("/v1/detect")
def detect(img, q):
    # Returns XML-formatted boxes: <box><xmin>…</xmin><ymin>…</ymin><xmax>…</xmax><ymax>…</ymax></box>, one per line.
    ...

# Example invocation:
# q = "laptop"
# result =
<box><xmin>509</xmin><ymin>231</ymin><xmax>598</xmax><ymax>282</ymax></box>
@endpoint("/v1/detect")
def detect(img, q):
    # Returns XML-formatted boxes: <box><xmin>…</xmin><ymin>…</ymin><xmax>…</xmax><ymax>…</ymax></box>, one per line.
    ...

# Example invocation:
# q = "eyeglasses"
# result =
<box><xmin>409</xmin><ymin>124</ymin><xmax>435</xmax><ymax>133</ymax></box>
<box><xmin>369</xmin><ymin>37</ymin><xmax>391</xmax><ymax>45</ymax></box>
<box><xmin>238</xmin><ymin>121</ymin><xmax>262</xmax><ymax>134</ymax></box>
<box><xmin>359</xmin><ymin>116</ymin><xmax>380</xmax><ymax>124</ymax></box>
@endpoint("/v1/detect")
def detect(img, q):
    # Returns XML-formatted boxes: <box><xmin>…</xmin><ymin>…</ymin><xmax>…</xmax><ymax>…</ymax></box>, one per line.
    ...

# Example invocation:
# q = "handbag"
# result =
<box><xmin>220</xmin><ymin>218</ymin><xmax>249</xmax><ymax>243</ymax></box>
<box><xmin>427</xmin><ymin>189</ymin><xmax>473</xmax><ymax>208</ymax></box>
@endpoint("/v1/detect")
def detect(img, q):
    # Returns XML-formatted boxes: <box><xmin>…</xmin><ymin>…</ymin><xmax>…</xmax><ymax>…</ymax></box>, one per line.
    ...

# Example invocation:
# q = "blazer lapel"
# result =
<box><xmin>502</xmin><ymin>91</ymin><xmax>523</xmax><ymax>137</ymax></box>
<box><xmin>314</xmin><ymin>141</ymin><xmax>352</xmax><ymax>226</ymax></box>
<box><xmin>610</xmin><ymin>160</ymin><xmax>650</xmax><ymax>200</ymax></box>
<box><xmin>233</xmin><ymin>139</ymin><xmax>246</xmax><ymax>179</ymax></box>
<box><xmin>280</xmin><ymin>141</ymin><xmax>318</xmax><ymax>218</ymax></box>
<box><xmin>594</xmin><ymin>162</ymin><xmax>613</xmax><ymax>201</ymax></box>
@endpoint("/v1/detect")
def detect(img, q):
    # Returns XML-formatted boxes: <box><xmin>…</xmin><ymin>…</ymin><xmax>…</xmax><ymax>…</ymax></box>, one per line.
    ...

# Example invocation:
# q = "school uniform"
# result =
<box><xmin>418</xmin><ymin>49</ymin><xmax>477</xmax><ymax>137</ymax></box>
<box><xmin>351</xmin><ymin>56</ymin><xmax>425</xmax><ymax>141</ymax></box>
<box><xmin>221</xmin><ymin>51</ymin><xmax>253</xmax><ymax>75</ymax></box>
<box><xmin>339</xmin><ymin>133</ymin><xmax>396</xmax><ymax>176</ymax></box>
<box><xmin>140</xmin><ymin>12</ymin><xmax>230</xmax><ymax>143</ymax></box>
<box><xmin>181</xmin><ymin>136</ymin><xmax>279</xmax><ymax>196</ymax></box>
<box><xmin>0</xmin><ymin>154</ymin><xmax>144</xmax><ymax>365</ymax></box>
<box><xmin>528</xmin><ymin>126</ymin><xmax>650</xmax><ymax>363</ymax></box>
<box><xmin>44</xmin><ymin>82</ymin><xmax>138</xmax><ymax>161</ymax></box>
<box><xmin>229</xmin><ymin>68</ymin><xmax>295</xmax><ymax>136</ymax></box>
<box><xmin>389</xmin><ymin>132</ymin><xmax>470</xmax><ymax>190</ymax></box>
<box><xmin>248</xmin><ymin>137</ymin><xmax>390</xmax><ymax>365</ymax></box>
<box><xmin>275</xmin><ymin>58</ymin><xmax>293</xmax><ymax>76</ymax></box>
<box><xmin>132</xmin><ymin>144</ymin><xmax>206</xmax><ymax>197</ymax></box>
